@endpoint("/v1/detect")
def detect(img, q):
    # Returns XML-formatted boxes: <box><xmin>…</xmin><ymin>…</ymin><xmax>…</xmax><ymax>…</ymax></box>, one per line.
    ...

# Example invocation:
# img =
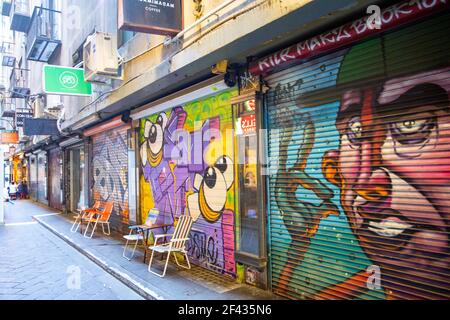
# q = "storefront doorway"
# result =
<box><xmin>233</xmin><ymin>95</ymin><xmax>268</xmax><ymax>289</ymax></box>
<box><xmin>69</xmin><ymin>146</ymin><xmax>86</xmax><ymax>213</ymax></box>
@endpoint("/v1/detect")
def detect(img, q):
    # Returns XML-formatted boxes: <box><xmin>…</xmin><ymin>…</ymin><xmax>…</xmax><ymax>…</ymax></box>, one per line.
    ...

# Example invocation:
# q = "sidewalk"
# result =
<box><xmin>22</xmin><ymin>201</ymin><xmax>279</xmax><ymax>300</ymax></box>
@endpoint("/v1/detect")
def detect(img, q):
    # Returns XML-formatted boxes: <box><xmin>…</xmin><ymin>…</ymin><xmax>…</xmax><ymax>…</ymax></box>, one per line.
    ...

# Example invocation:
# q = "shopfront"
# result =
<box><xmin>28</xmin><ymin>153</ymin><xmax>38</xmax><ymax>201</ymax></box>
<box><xmin>132</xmin><ymin>78</ymin><xmax>237</xmax><ymax>278</ymax></box>
<box><xmin>254</xmin><ymin>0</ymin><xmax>450</xmax><ymax>300</ymax></box>
<box><xmin>130</xmin><ymin>76</ymin><xmax>269</xmax><ymax>286</ymax></box>
<box><xmin>84</xmin><ymin>116</ymin><xmax>134</xmax><ymax>232</ymax></box>
<box><xmin>36</xmin><ymin>151</ymin><xmax>48</xmax><ymax>206</ymax></box>
<box><xmin>60</xmin><ymin>137</ymin><xmax>88</xmax><ymax>214</ymax></box>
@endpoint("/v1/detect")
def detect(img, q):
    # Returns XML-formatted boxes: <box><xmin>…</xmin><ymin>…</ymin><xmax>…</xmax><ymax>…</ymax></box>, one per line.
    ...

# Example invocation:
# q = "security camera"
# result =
<box><xmin>224</xmin><ymin>71</ymin><xmax>237</xmax><ymax>88</ymax></box>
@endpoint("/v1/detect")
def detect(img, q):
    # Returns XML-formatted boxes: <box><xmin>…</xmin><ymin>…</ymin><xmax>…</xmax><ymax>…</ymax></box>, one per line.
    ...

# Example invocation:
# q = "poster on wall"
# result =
<box><xmin>118</xmin><ymin>0</ymin><xmax>183</xmax><ymax>36</ymax></box>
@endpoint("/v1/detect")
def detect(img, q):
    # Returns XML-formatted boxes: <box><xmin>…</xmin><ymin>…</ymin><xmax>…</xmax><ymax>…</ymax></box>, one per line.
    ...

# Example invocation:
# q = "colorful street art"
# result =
<box><xmin>139</xmin><ymin>90</ymin><xmax>237</xmax><ymax>276</ymax></box>
<box><xmin>268</xmin><ymin>13</ymin><xmax>450</xmax><ymax>300</ymax></box>
<box><xmin>92</xmin><ymin>128</ymin><xmax>129</xmax><ymax>226</ymax></box>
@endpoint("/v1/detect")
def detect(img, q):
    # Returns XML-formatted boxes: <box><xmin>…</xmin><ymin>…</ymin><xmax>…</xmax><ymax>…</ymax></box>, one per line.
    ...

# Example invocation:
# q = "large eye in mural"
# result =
<box><xmin>156</xmin><ymin>113</ymin><xmax>168</xmax><ymax>130</ymax></box>
<box><xmin>391</xmin><ymin>116</ymin><xmax>436</xmax><ymax>145</ymax></box>
<box><xmin>215</xmin><ymin>156</ymin><xmax>234</xmax><ymax>190</ymax></box>
<box><xmin>199</xmin><ymin>166</ymin><xmax>228</xmax><ymax>223</ymax></box>
<box><xmin>148</xmin><ymin>123</ymin><xmax>164</xmax><ymax>155</ymax></box>
<box><xmin>141</xmin><ymin>114</ymin><xmax>168</xmax><ymax>167</ymax></box>
<box><xmin>346</xmin><ymin>116</ymin><xmax>363</xmax><ymax>147</ymax></box>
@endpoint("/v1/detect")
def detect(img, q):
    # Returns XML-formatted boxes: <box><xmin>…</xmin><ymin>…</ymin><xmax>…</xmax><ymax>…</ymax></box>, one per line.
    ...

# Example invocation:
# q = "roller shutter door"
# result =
<box><xmin>48</xmin><ymin>148</ymin><xmax>63</xmax><ymax>211</ymax></box>
<box><xmin>266</xmin><ymin>13</ymin><xmax>450</xmax><ymax>300</ymax></box>
<box><xmin>92</xmin><ymin>126</ymin><xmax>129</xmax><ymax>232</ymax></box>
<box><xmin>138</xmin><ymin>90</ymin><xmax>237</xmax><ymax>277</ymax></box>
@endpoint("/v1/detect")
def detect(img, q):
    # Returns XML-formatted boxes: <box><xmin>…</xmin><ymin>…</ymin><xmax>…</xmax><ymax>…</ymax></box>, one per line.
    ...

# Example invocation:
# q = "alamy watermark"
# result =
<box><xmin>367</xmin><ymin>5</ymin><xmax>382</xmax><ymax>30</ymax></box>
<box><xmin>66</xmin><ymin>265</ymin><xmax>81</xmax><ymax>290</ymax></box>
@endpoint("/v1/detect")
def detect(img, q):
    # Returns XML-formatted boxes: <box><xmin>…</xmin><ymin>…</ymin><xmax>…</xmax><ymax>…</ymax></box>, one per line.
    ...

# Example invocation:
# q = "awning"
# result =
<box><xmin>131</xmin><ymin>76</ymin><xmax>229</xmax><ymax>120</ymax></box>
<box><xmin>83</xmin><ymin>116</ymin><xmax>131</xmax><ymax>137</ymax></box>
<box><xmin>248</xmin><ymin>0</ymin><xmax>450</xmax><ymax>76</ymax></box>
<box><xmin>59</xmin><ymin>136</ymin><xmax>83</xmax><ymax>148</ymax></box>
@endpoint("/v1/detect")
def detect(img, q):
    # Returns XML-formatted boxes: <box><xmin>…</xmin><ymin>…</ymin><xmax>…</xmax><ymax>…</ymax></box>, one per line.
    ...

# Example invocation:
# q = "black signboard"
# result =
<box><xmin>15</xmin><ymin>109</ymin><xmax>34</xmax><ymax>128</ymax></box>
<box><xmin>23</xmin><ymin>118</ymin><xmax>59</xmax><ymax>136</ymax></box>
<box><xmin>118</xmin><ymin>0</ymin><xmax>183</xmax><ymax>36</ymax></box>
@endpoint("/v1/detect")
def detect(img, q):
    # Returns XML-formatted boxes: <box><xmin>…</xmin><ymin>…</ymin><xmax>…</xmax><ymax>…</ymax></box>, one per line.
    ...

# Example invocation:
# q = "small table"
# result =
<box><xmin>133</xmin><ymin>223</ymin><xmax>173</xmax><ymax>262</ymax></box>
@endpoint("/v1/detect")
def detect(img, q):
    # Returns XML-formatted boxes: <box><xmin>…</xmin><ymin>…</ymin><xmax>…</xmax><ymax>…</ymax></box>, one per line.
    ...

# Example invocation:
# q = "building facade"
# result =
<box><xmin>1</xmin><ymin>0</ymin><xmax>449</xmax><ymax>300</ymax></box>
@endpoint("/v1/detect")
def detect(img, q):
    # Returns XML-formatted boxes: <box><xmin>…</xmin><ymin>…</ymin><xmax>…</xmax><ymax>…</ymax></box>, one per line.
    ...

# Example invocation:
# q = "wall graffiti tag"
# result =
<box><xmin>92</xmin><ymin>128</ymin><xmax>129</xmax><ymax>225</ymax></box>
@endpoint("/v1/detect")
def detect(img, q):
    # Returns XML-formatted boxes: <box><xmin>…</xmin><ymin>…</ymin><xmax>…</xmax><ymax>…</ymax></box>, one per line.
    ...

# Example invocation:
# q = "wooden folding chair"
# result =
<box><xmin>148</xmin><ymin>214</ymin><xmax>194</xmax><ymax>278</ymax></box>
<box><xmin>83</xmin><ymin>202</ymin><xmax>114</xmax><ymax>239</ymax></box>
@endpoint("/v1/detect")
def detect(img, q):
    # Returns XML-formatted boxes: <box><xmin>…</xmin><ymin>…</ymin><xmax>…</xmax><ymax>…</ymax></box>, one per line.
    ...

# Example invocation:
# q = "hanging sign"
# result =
<box><xmin>23</xmin><ymin>119</ymin><xmax>59</xmax><ymax>136</ymax></box>
<box><xmin>43</xmin><ymin>65</ymin><xmax>92</xmax><ymax>96</ymax></box>
<box><xmin>0</xmin><ymin>131</ymin><xmax>19</xmax><ymax>144</ymax></box>
<box><xmin>118</xmin><ymin>0</ymin><xmax>183</xmax><ymax>36</ymax></box>
<box><xmin>16</xmin><ymin>109</ymin><xmax>34</xmax><ymax>128</ymax></box>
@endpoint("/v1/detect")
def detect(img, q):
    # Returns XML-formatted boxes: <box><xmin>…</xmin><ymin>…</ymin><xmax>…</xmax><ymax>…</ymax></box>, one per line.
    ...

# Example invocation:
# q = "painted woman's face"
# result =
<box><xmin>323</xmin><ymin>69</ymin><xmax>450</xmax><ymax>299</ymax></box>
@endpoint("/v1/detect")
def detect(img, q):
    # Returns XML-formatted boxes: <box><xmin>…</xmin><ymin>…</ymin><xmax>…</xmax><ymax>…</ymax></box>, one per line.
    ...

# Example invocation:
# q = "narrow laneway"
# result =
<box><xmin>0</xmin><ymin>200</ymin><xmax>144</xmax><ymax>300</ymax></box>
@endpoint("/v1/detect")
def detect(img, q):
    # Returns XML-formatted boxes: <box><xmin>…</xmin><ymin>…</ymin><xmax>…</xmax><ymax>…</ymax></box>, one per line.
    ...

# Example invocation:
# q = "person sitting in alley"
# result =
<box><xmin>18</xmin><ymin>181</ymin><xmax>28</xmax><ymax>200</ymax></box>
<box><xmin>7</xmin><ymin>182</ymin><xmax>18</xmax><ymax>201</ymax></box>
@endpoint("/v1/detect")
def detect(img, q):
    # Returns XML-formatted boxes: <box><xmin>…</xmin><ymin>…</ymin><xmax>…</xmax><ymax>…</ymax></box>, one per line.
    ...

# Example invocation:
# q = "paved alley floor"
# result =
<box><xmin>0</xmin><ymin>200</ymin><xmax>144</xmax><ymax>300</ymax></box>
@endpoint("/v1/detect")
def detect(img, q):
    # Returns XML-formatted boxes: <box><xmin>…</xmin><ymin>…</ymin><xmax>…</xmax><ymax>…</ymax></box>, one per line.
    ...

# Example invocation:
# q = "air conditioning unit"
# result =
<box><xmin>83</xmin><ymin>32</ymin><xmax>121</xmax><ymax>83</ymax></box>
<box><xmin>44</xmin><ymin>106</ymin><xmax>62</xmax><ymax>119</ymax></box>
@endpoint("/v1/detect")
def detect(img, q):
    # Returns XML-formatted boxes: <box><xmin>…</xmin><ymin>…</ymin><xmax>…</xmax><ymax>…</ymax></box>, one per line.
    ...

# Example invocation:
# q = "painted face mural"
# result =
<box><xmin>270</xmin><ymin>14</ymin><xmax>450</xmax><ymax>300</ymax></box>
<box><xmin>140</xmin><ymin>92</ymin><xmax>237</xmax><ymax>276</ymax></box>
<box><xmin>322</xmin><ymin>68</ymin><xmax>450</xmax><ymax>299</ymax></box>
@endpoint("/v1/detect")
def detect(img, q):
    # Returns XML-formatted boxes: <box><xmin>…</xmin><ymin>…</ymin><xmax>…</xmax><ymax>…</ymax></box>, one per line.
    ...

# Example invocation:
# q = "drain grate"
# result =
<box><xmin>179</xmin><ymin>265</ymin><xmax>242</xmax><ymax>294</ymax></box>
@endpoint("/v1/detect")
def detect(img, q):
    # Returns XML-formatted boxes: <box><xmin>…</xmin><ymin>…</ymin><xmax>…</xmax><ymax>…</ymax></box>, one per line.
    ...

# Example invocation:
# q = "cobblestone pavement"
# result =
<box><xmin>0</xmin><ymin>201</ymin><xmax>144</xmax><ymax>300</ymax></box>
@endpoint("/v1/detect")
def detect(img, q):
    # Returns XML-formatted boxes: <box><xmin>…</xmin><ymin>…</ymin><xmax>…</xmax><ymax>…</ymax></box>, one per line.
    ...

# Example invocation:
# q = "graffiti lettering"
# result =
<box><xmin>250</xmin><ymin>0</ymin><xmax>449</xmax><ymax>75</ymax></box>
<box><xmin>273</xmin><ymin>79</ymin><xmax>304</xmax><ymax>106</ymax></box>
<box><xmin>186</xmin><ymin>230</ymin><xmax>220</xmax><ymax>269</ymax></box>
<box><xmin>93</xmin><ymin>131</ymin><xmax>129</xmax><ymax>222</ymax></box>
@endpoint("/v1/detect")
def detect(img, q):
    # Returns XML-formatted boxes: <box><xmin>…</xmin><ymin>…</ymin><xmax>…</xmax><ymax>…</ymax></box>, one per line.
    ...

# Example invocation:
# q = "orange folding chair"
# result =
<box><xmin>83</xmin><ymin>202</ymin><xmax>114</xmax><ymax>238</ymax></box>
<box><xmin>71</xmin><ymin>201</ymin><xmax>101</xmax><ymax>233</ymax></box>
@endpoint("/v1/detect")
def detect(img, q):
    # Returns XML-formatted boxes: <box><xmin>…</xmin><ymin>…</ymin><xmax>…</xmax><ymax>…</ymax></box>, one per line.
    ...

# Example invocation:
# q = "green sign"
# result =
<box><xmin>43</xmin><ymin>65</ymin><xmax>92</xmax><ymax>96</ymax></box>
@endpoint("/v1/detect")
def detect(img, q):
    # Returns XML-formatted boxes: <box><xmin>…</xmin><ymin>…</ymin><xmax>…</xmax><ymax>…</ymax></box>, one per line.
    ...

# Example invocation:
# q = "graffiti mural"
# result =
<box><xmin>268</xmin><ymin>13</ymin><xmax>450</xmax><ymax>300</ymax></box>
<box><xmin>92</xmin><ymin>127</ymin><xmax>129</xmax><ymax>226</ymax></box>
<box><xmin>139</xmin><ymin>90</ymin><xmax>237</xmax><ymax>276</ymax></box>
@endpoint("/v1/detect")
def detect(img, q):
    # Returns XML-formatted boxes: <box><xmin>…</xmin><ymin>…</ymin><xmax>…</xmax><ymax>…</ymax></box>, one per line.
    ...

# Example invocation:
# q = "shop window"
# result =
<box><xmin>233</xmin><ymin>97</ymin><xmax>267</xmax><ymax>269</ymax></box>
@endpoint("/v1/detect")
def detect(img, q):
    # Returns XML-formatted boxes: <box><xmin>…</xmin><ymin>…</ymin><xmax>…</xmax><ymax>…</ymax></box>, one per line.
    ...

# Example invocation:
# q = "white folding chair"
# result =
<box><xmin>122</xmin><ymin>208</ymin><xmax>159</xmax><ymax>261</ymax></box>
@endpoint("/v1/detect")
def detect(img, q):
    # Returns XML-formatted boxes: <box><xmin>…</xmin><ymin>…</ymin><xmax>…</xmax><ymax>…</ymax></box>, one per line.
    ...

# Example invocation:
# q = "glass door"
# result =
<box><xmin>234</xmin><ymin>97</ymin><xmax>267</xmax><ymax>273</ymax></box>
<box><xmin>238</xmin><ymin>132</ymin><xmax>259</xmax><ymax>255</ymax></box>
